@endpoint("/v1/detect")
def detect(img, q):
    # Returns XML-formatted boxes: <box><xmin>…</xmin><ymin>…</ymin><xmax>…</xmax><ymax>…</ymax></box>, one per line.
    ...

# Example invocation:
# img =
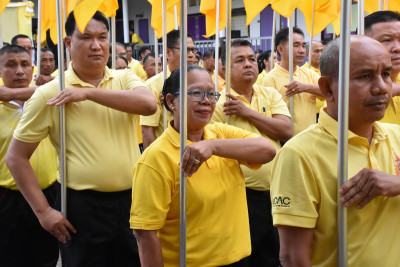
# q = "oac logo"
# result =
<box><xmin>273</xmin><ymin>196</ymin><xmax>291</xmax><ymax>208</ymax></box>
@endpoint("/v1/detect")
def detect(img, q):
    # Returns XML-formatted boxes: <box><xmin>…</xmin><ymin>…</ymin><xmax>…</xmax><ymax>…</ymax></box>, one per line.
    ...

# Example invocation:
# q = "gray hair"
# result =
<box><xmin>319</xmin><ymin>38</ymin><xmax>340</xmax><ymax>80</ymax></box>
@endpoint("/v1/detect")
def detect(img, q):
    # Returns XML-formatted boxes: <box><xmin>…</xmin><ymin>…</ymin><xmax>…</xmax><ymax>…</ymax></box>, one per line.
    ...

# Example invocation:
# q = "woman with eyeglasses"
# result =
<box><xmin>130</xmin><ymin>65</ymin><xmax>275</xmax><ymax>267</ymax></box>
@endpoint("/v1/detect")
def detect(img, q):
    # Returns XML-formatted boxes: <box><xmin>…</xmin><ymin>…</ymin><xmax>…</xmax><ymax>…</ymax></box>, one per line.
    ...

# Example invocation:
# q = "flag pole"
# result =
<box><xmin>154</xmin><ymin>31</ymin><xmax>159</xmax><ymax>75</ymax></box>
<box><xmin>179</xmin><ymin>0</ymin><xmax>188</xmax><ymax>265</ymax></box>
<box><xmin>270</xmin><ymin>11</ymin><xmax>276</xmax><ymax>71</ymax></box>
<box><xmin>308</xmin><ymin>0</ymin><xmax>315</xmax><ymax>68</ymax></box>
<box><xmin>36</xmin><ymin>0</ymin><xmax>42</xmax><ymax>76</ymax></box>
<box><xmin>214</xmin><ymin>0</ymin><xmax>220</xmax><ymax>93</ymax></box>
<box><xmin>225</xmin><ymin>0</ymin><xmax>232</xmax><ymax>124</ymax></box>
<box><xmin>288</xmin><ymin>12</ymin><xmax>294</xmax><ymax>127</ymax></box>
<box><xmin>357</xmin><ymin>0</ymin><xmax>364</xmax><ymax>35</ymax></box>
<box><xmin>56</xmin><ymin>0</ymin><xmax>67</xmax><ymax>217</ymax></box>
<box><xmin>337</xmin><ymin>0</ymin><xmax>350</xmax><ymax>265</ymax></box>
<box><xmin>111</xmin><ymin>16</ymin><xmax>116</xmax><ymax>69</ymax></box>
<box><xmin>63</xmin><ymin>0</ymin><xmax>70</xmax><ymax>66</ymax></box>
<box><xmin>174</xmin><ymin>5</ymin><xmax>179</xmax><ymax>30</ymax></box>
<box><xmin>122</xmin><ymin>0</ymin><xmax>130</xmax><ymax>43</ymax></box>
<box><xmin>162</xmin><ymin>0</ymin><xmax>168</xmax><ymax>130</ymax></box>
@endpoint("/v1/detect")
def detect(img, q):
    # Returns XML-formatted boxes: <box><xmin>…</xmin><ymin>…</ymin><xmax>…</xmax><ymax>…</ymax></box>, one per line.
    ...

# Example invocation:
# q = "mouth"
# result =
<box><xmin>89</xmin><ymin>54</ymin><xmax>103</xmax><ymax>59</ymax></box>
<box><xmin>196</xmin><ymin>109</ymin><xmax>211</xmax><ymax>115</ymax></box>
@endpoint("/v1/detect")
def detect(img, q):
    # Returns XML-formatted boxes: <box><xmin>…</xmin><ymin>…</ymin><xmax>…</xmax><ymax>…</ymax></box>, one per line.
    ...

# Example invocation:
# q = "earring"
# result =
<box><xmin>171</xmin><ymin>106</ymin><xmax>175</xmax><ymax>110</ymax></box>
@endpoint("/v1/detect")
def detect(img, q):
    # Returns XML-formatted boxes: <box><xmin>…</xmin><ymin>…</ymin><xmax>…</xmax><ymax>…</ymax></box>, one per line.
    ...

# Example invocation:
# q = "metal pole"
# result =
<box><xmin>37</xmin><ymin>0</ymin><xmax>42</xmax><ymax>76</ymax></box>
<box><xmin>337</xmin><ymin>0</ymin><xmax>350</xmax><ymax>265</ymax></box>
<box><xmin>288</xmin><ymin>13</ymin><xmax>294</xmax><ymax>127</ymax></box>
<box><xmin>162</xmin><ymin>0</ymin><xmax>168</xmax><ymax>130</ymax></box>
<box><xmin>154</xmin><ymin>31</ymin><xmax>159</xmax><ymax>75</ymax></box>
<box><xmin>122</xmin><ymin>0</ymin><xmax>130</xmax><ymax>43</ymax></box>
<box><xmin>308</xmin><ymin>0</ymin><xmax>315</xmax><ymax>68</ymax></box>
<box><xmin>357</xmin><ymin>0</ymin><xmax>365</xmax><ymax>35</ymax></box>
<box><xmin>63</xmin><ymin>0</ymin><xmax>70</xmax><ymax>67</ymax></box>
<box><xmin>174</xmin><ymin>5</ymin><xmax>179</xmax><ymax>30</ymax></box>
<box><xmin>270</xmin><ymin>11</ymin><xmax>276</xmax><ymax>71</ymax></box>
<box><xmin>225</xmin><ymin>0</ymin><xmax>232</xmax><ymax>124</ymax></box>
<box><xmin>214</xmin><ymin>0</ymin><xmax>220</xmax><ymax>92</ymax></box>
<box><xmin>379</xmin><ymin>0</ymin><xmax>384</xmax><ymax>10</ymax></box>
<box><xmin>111</xmin><ymin>16</ymin><xmax>116</xmax><ymax>69</ymax></box>
<box><xmin>179</xmin><ymin>0</ymin><xmax>188</xmax><ymax>265</ymax></box>
<box><xmin>56</xmin><ymin>0</ymin><xmax>67</xmax><ymax>217</ymax></box>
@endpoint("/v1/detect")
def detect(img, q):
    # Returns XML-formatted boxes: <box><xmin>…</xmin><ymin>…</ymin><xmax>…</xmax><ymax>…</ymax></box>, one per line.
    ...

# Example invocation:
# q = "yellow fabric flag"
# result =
<box><xmin>17</xmin><ymin>2</ymin><xmax>34</xmax><ymax>38</ymax></box>
<box><xmin>199</xmin><ymin>0</ymin><xmax>226</xmax><ymax>38</ymax></box>
<box><xmin>0</xmin><ymin>0</ymin><xmax>10</xmax><ymax>15</ymax></box>
<box><xmin>149</xmin><ymin>0</ymin><xmax>180</xmax><ymax>39</ymax></box>
<box><xmin>298</xmin><ymin>0</ymin><xmax>339</xmax><ymax>38</ymax></box>
<box><xmin>243</xmin><ymin>0</ymin><xmax>271</xmax><ymax>26</ymax></box>
<box><xmin>331</xmin><ymin>0</ymin><xmax>341</xmax><ymax>36</ymax></box>
<box><xmin>271</xmin><ymin>0</ymin><xmax>300</xmax><ymax>18</ymax></box>
<box><xmin>73</xmin><ymin>0</ymin><xmax>118</xmax><ymax>34</ymax></box>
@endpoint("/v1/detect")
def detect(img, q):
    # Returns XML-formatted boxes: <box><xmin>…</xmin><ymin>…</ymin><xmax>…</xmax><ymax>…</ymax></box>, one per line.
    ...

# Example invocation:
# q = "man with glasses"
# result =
<box><xmin>212</xmin><ymin>40</ymin><xmax>292</xmax><ymax>267</ymax></box>
<box><xmin>140</xmin><ymin>30</ymin><xmax>196</xmax><ymax>149</ymax></box>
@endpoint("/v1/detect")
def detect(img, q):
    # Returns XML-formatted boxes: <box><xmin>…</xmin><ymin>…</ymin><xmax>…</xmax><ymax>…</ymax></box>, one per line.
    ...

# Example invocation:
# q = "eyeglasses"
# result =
<box><xmin>173</xmin><ymin>89</ymin><xmax>220</xmax><ymax>103</ymax></box>
<box><xmin>168</xmin><ymin>46</ymin><xmax>198</xmax><ymax>54</ymax></box>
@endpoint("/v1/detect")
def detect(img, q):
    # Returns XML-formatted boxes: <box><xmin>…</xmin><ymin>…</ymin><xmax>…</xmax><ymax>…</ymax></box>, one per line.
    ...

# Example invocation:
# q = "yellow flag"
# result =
<box><xmin>0</xmin><ymin>0</ymin><xmax>10</xmax><ymax>15</ymax></box>
<box><xmin>149</xmin><ymin>0</ymin><xmax>180</xmax><ymax>39</ymax></box>
<box><xmin>298</xmin><ymin>0</ymin><xmax>339</xmax><ymax>38</ymax></box>
<box><xmin>199</xmin><ymin>0</ymin><xmax>226</xmax><ymax>38</ymax></box>
<box><xmin>271</xmin><ymin>0</ymin><xmax>300</xmax><ymax>18</ymax></box>
<box><xmin>243</xmin><ymin>0</ymin><xmax>271</xmax><ymax>26</ymax></box>
<box><xmin>331</xmin><ymin>0</ymin><xmax>341</xmax><ymax>36</ymax></box>
<box><xmin>360</xmin><ymin>0</ymin><xmax>400</xmax><ymax>13</ymax></box>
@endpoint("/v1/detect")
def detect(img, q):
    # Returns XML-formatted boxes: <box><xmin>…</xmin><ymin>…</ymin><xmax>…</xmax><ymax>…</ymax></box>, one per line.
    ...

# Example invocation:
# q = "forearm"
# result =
<box><xmin>142</xmin><ymin>126</ymin><xmax>157</xmax><ymax>149</ymax></box>
<box><xmin>392</xmin><ymin>82</ymin><xmax>400</xmax><ymax>97</ymax></box>
<box><xmin>245</xmin><ymin>111</ymin><xmax>292</xmax><ymax>141</ymax></box>
<box><xmin>133</xmin><ymin>230</ymin><xmax>164</xmax><ymax>267</ymax></box>
<box><xmin>0</xmin><ymin>86</ymin><xmax>36</xmax><ymax>101</ymax></box>
<box><xmin>303</xmin><ymin>84</ymin><xmax>323</xmax><ymax>97</ymax></box>
<box><xmin>210</xmin><ymin>137</ymin><xmax>275</xmax><ymax>164</ymax></box>
<box><xmin>87</xmin><ymin>87</ymin><xmax>157</xmax><ymax>115</ymax></box>
<box><xmin>278</xmin><ymin>226</ymin><xmax>313</xmax><ymax>267</ymax></box>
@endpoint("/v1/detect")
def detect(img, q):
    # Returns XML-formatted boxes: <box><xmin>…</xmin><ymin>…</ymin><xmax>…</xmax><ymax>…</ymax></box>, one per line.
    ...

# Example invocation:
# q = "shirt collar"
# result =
<box><xmin>65</xmin><ymin>62</ymin><xmax>114</xmax><ymax>87</ymax></box>
<box><xmin>166</xmin><ymin>121</ymin><xmax>218</xmax><ymax>148</ymax></box>
<box><xmin>275</xmin><ymin>62</ymin><xmax>299</xmax><ymax>75</ymax></box>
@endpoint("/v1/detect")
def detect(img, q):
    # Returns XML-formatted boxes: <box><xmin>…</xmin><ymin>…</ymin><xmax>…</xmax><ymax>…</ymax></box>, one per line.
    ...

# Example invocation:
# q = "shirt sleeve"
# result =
<box><xmin>140</xmin><ymin>77</ymin><xmax>163</xmax><ymax>127</ymax></box>
<box><xmin>123</xmin><ymin>69</ymin><xmax>147</xmax><ymax>90</ymax></box>
<box><xmin>130</xmin><ymin>161</ymin><xmax>173</xmax><ymax>230</ymax></box>
<box><xmin>270</xmin><ymin>144</ymin><xmax>319</xmax><ymax>228</ymax></box>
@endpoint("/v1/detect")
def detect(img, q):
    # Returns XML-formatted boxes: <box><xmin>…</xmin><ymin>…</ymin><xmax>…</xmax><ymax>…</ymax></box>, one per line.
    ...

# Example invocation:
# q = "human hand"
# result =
<box><xmin>47</xmin><ymin>87</ymin><xmax>90</xmax><ymax>106</ymax></box>
<box><xmin>285</xmin><ymin>81</ymin><xmax>305</xmax><ymax>96</ymax></box>
<box><xmin>35</xmin><ymin>75</ymin><xmax>55</xmax><ymax>86</ymax></box>
<box><xmin>180</xmin><ymin>140</ymin><xmax>215</xmax><ymax>177</ymax></box>
<box><xmin>37</xmin><ymin>207</ymin><xmax>77</xmax><ymax>243</ymax></box>
<box><xmin>339</xmin><ymin>168</ymin><xmax>400</xmax><ymax>209</ymax></box>
<box><xmin>0</xmin><ymin>85</ymin><xmax>12</xmax><ymax>101</ymax></box>
<box><xmin>223</xmin><ymin>93</ymin><xmax>250</xmax><ymax>118</ymax></box>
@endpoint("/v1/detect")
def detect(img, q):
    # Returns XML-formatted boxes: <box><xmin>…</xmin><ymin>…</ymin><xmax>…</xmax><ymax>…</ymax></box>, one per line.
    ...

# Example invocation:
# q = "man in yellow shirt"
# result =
<box><xmin>262</xmin><ymin>27</ymin><xmax>323</xmax><ymax>135</ymax></box>
<box><xmin>272</xmin><ymin>36</ymin><xmax>400</xmax><ymax>267</ymax></box>
<box><xmin>202</xmin><ymin>49</ymin><xmax>215</xmax><ymax>76</ymax></box>
<box><xmin>35</xmin><ymin>47</ymin><xmax>56</xmax><ymax>86</ymax></box>
<box><xmin>11</xmin><ymin>34</ymin><xmax>37</xmax><ymax>76</ymax></box>
<box><xmin>365</xmin><ymin>11</ymin><xmax>400</xmax><ymax>125</ymax></box>
<box><xmin>0</xmin><ymin>45</ymin><xmax>59</xmax><ymax>266</ymax></box>
<box><xmin>5</xmin><ymin>11</ymin><xmax>157</xmax><ymax>266</ymax></box>
<box><xmin>140</xmin><ymin>30</ymin><xmax>196</xmax><ymax>149</ymax></box>
<box><xmin>212</xmin><ymin>40</ymin><xmax>292</xmax><ymax>266</ymax></box>
<box><xmin>142</xmin><ymin>52</ymin><xmax>162</xmax><ymax>80</ymax></box>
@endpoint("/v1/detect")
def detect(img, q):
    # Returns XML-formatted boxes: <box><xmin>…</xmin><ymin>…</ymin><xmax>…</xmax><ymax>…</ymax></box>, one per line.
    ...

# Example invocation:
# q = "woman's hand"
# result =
<box><xmin>180</xmin><ymin>140</ymin><xmax>215</xmax><ymax>177</ymax></box>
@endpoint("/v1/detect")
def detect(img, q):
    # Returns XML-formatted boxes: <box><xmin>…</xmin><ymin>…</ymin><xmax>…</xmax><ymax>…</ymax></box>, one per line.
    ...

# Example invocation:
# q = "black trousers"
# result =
<box><xmin>241</xmin><ymin>188</ymin><xmax>280</xmax><ymax>267</ymax></box>
<box><xmin>56</xmin><ymin>185</ymin><xmax>140</xmax><ymax>267</ymax></box>
<box><xmin>0</xmin><ymin>183</ymin><xmax>59</xmax><ymax>267</ymax></box>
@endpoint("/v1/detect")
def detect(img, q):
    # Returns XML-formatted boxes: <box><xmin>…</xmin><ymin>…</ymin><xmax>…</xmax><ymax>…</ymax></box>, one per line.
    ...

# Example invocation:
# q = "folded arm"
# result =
<box><xmin>0</xmin><ymin>86</ymin><xmax>36</xmax><ymax>101</ymax></box>
<box><xmin>133</xmin><ymin>229</ymin><xmax>164</xmax><ymax>267</ymax></box>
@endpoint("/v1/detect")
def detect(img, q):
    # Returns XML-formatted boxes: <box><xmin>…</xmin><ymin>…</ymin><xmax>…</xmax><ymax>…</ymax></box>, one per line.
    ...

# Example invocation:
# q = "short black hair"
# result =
<box><xmin>124</xmin><ymin>43</ymin><xmax>133</xmax><ymax>49</ymax></box>
<box><xmin>11</xmin><ymin>34</ymin><xmax>31</xmax><ymax>45</ymax></box>
<box><xmin>41</xmin><ymin>47</ymin><xmax>53</xmax><ymax>53</ymax></box>
<box><xmin>257</xmin><ymin>50</ymin><xmax>272</xmax><ymax>73</ymax></box>
<box><xmin>221</xmin><ymin>39</ymin><xmax>254</xmax><ymax>66</ymax></box>
<box><xmin>365</xmin><ymin>11</ymin><xmax>400</xmax><ymax>33</ymax></box>
<box><xmin>203</xmin><ymin>49</ymin><xmax>214</xmax><ymax>59</ymax></box>
<box><xmin>0</xmin><ymin>45</ymin><xmax>31</xmax><ymax>63</ymax></box>
<box><xmin>143</xmin><ymin>52</ymin><xmax>156</xmax><ymax>65</ymax></box>
<box><xmin>167</xmin><ymin>30</ymin><xmax>194</xmax><ymax>48</ymax></box>
<box><xmin>107</xmin><ymin>55</ymin><xmax>129</xmax><ymax>69</ymax></box>
<box><xmin>320</xmin><ymin>38</ymin><xmax>339</xmax><ymax>80</ymax></box>
<box><xmin>275</xmin><ymin>27</ymin><xmax>304</xmax><ymax>55</ymax></box>
<box><xmin>162</xmin><ymin>65</ymin><xmax>207</xmax><ymax>112</ymax></box>
<box><xmin>65</xmin><ymin>11</ymin><xmax>109</xmax><ymax>37</ymax></box>
<box><xmin>138</xmin><ymin>46</ymin><xmax>151</xmax><ymax>56</ymax></box>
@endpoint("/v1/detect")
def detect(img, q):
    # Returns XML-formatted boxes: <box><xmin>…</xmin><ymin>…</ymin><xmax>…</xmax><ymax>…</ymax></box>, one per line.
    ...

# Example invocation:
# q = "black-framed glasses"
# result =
<box><xmin>168</xmin><ymin>46</ymin><xmax>198</xmax><ymax>54</ymax></box>
<box><xmin>173</xmin><ymin>89</ymin><xmax>220</xmax><ymax>103</ymax></box>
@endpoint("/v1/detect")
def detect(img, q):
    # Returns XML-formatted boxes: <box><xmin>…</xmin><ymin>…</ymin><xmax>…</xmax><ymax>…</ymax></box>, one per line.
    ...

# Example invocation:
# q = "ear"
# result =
<box><xmin>277</xmin><ymin>44</ymin><xmax>284</xmax><ymax>56</ymax></box>
<box><xmin>166</xmin><ymin>48</ymin><xmax>173</xmax><ymax>58</ymax></box>
<box><xmin>318</xmin><ymin>76</ymin><xmax>335</xmax><ymax>102</ymax></box>
<box><xmin>166</xmin><ymin>93</ymin><xmax>175</xmax><ymax>111</ymax></box>
<box><xmin>64</xmin><ymin>36</ymin><xmax>72</xmax><ymax>51</ymax></box>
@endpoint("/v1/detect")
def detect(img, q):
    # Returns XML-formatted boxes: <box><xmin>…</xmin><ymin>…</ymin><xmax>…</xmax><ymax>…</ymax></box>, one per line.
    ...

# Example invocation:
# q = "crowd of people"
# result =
<box><xmin>0</xmin><ymin>8</ymin><xmax>399</xmax><ymax>267</ymax></box>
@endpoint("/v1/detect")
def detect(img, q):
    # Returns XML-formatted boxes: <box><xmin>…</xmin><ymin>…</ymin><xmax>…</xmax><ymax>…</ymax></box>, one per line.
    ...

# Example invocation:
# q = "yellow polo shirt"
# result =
<box><xmin>211</xmin><ymin>71</ymin><xmax>226</xmax><ymax>92</ymax></box>
<box><xmin>302</xmin><ymin>63</ymin><xmax>326</xmax><ymax>115</ymax></box>
<box><xmin>0</xmin><ymin>78</ymin><xmax>3</xmax><ymax>86</ymax></box>
<box><xmin>380</xmin><ymin>75</ymin><xmax>400</xmax><ymax>124</ymax></box>
<box><xmin>140</xmin><ymin>68</ymin><xmax>173</xmax><ymax>138</ymax></box>
<box><xmin>262</xmin><ymin>62</ymin><xmax>320</xmax><ymax>134</ymax></box>
<box><xmin>0</xmin><ymin>101</ymin><xmax>57</xmax><ymax>190</ymax></box>
<box><xmin>129</xmin><ymin>59</ymin><xmax>147</xmax><ymax>81</ymax></box>
<box><xmin>255</xmin><ymin>69</ymin><xmax>267</xmax><ymax>85</ymax></box>
<box><xmin>14</xmin><ymin>65</ymin><xmax>145</xmax><ymax>192</ymax></box>
<box><xmin>271</xmin><ymin>109</ymin><xmax>400</xmax><ymax>267</ymax></box>
<box><xmin>211</xmin><ymin>84</ymin><xmax>291</xmax><ymax>191</ymax></box>
<box><xmin>131</xmin><ymin>122</ymin><xmax>260</xmax><ymax>267</ymax></box>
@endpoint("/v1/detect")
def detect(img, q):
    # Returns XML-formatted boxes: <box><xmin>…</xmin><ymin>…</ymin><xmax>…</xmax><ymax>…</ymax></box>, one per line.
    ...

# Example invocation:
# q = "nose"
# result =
<box><xmin>15</xmin><ymin>64</ymin><xmax>25</xmax><ymax>74</ymax></box>
<box><xmin>391</xmin><ymin>39</ymin><xmax>400</xmax><ymax>53</ymax></box>
<box><xmin>91</xmin><ymin>38</ymin><xmax>101</xmax><ymax>50</ymax></box>
<box><xmin>371</xmin><ymin>74</ymin><xmax>390</xmax><ymax>96</ymax></box>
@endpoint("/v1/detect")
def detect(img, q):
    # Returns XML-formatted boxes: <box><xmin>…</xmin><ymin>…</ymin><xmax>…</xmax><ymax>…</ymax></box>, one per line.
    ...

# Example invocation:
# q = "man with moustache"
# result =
<box><xmin>271</xmin><ymin>36</ymin><xmax>400</xmax><ymax>267</ymax></box>
<box><xmin>35</xmin><ymin>48</ymin><xmax>56</xmax><ymax>86</ymax></box>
